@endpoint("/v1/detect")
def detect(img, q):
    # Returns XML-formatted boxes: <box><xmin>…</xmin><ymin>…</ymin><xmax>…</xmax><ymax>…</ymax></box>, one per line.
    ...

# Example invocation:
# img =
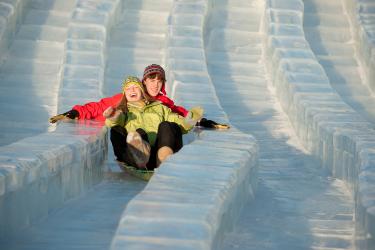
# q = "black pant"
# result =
<box><xmin>110</xmin><ymin>121</ymin><xmax>183</xmax><ymax>169</ymax></box>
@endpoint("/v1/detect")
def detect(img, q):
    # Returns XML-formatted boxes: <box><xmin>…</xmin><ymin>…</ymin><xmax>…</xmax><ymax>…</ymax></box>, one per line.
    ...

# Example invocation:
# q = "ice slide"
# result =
<box><xmin>0</xmin><ymin>0</ymin><xmax>76</xmax><ymax>146</ymax></box>
<box><xmin>206</xmin><ymin>0</ymin><xmax>354</xmax><ymax>249</ymax></box>
<box><xmin>0</xmin><ymin>0</ymin><xmax>375</xmax><ymax>249</ymax></box>
<box><xmin>0</xmin><ymin>0</ymin><xmax>256</xmax><ymax>249</ymax></box>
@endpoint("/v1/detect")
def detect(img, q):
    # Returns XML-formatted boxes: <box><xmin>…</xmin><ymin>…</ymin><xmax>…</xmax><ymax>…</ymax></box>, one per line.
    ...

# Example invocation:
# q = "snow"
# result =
<box><xmin>1</xmin><ymin>0</ymin><xmax>375</xmax><ymax>249</ymax></box>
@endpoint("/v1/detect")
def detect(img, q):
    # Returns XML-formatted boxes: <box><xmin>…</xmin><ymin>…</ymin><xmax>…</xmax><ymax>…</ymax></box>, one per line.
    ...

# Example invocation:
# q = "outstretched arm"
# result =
<box><xmin>49</xmin><ymin>93</ymin><xmax>123</xmax><ymax>123</ymax></box>
<box><xmin>104</xmin><ymin>106</ymin><xmax>126</xmax><ymax>128</ymax></box>
<box><xmin>49</xmin><ymin>110</ymin><xmax>79</xmax><ymax>123</ymax></box>
<box><xmin>165</xmin><ymin>106</ymin><xmax>204</xmax><ymax>133</ymax></box>
<box><xmin>196</xmin><ymin>118</ymin><xmax>230</xmax><ymax>129</ymax></box>
<box><xmin>156</xmin><ymin>95</ymin><xmax>229</xmax><ymax>129</ymax></box>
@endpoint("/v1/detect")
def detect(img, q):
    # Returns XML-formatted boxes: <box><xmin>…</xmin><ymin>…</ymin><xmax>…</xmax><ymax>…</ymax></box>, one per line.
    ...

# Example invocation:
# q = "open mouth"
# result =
<box><xmin>130</xmin><ymin>93</ymin><xmax>137</xmax><ymax>97</ymax></box>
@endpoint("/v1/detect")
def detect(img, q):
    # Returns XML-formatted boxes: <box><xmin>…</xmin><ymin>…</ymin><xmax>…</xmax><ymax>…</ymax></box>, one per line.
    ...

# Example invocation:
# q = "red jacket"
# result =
<box><xmin>72</xmin><ymin>92</ymin><xmax>188</xmax><ymax>121</ymax></box>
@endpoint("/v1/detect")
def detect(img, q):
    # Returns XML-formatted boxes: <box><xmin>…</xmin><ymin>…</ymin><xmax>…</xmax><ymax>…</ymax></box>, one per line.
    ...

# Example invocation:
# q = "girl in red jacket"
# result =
<box><xmin>49</xmin><ymin>64</ymin><xmax>229</xmax><ymax>129</ymax></box>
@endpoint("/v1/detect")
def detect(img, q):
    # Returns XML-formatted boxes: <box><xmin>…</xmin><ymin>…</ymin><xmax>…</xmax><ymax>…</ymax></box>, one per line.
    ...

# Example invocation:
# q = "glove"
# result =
<box><xmin>103</xmin><ymin>106</ymin><xmax>115</xmax><ymax>118</ymax></box>
<box><xmin>49</xmin><ymin>109</ymin><xmax>79</xmax><ymax>123</ymax></box>
<box><xmin>183</xmin><ymin>106</ymin><xmax>204</xmax><ymax>128</ymax></box>
<box><xmin>103</xmin><ymin>106</ymin><xmax>123</xmax><ymax>122</ymax></box>
<box><xmin>197</xmin><ymin>118</ymin><xmax>230</xmax><ymax>129</ymax></box>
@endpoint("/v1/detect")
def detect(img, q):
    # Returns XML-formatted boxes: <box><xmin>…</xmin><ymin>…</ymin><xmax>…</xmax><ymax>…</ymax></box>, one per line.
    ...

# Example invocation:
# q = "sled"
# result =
<box><xmin>116</xmin><ymin>160</ymin><xmax>154</xmax><ymax>181</ymax></box>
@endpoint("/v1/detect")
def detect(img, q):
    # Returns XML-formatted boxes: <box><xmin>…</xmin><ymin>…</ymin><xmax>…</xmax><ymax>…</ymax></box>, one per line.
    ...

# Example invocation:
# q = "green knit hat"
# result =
<box><xmin>122</xmin><ymin>76</ymin><xmax>145</xmax><ymax>94</ymax></box>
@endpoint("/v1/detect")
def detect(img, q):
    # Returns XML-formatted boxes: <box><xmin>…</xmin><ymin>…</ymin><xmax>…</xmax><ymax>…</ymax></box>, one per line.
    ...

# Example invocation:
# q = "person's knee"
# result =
<box><xmin>158</xmin><ymin>121</ymin><xmax>172</xmax><ymax>132</ymax></box>
<box><xmin>110</xmin><ymin>126</ymin><xmax>127</xmax><ymax>141</ymax></box>
<box><xmin>111</xmin><ymin>125</ymin><xmax>126</xmax><ymax>134</ymax></box>
<box><xmin>157</xmin><ymin>122</ymin><xmax>183</xmax><ymax>152</ymax></box>
<box><xmin>158</xmin><ymin>121</ymin><xmax>180</xmax><ymax>135</ymax></box>
<box><xmin>109</xmin><ymin>126</ymin><xmax>128</xmax><ymax>162</ymax></box>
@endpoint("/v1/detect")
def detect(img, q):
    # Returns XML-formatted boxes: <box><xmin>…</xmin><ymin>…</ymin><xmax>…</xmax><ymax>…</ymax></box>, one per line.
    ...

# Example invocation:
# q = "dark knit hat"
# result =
<box><xmin>142</xmin><ymin>64</ymin><xmax>166</xmax><ymax>82</ymax></box>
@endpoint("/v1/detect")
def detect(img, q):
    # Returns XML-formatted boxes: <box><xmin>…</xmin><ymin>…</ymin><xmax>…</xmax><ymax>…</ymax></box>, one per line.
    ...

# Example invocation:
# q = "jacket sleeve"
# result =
<box><xmin>163</xmin><ymin>106</ymin><xmax>193</xmax><ymax>133</ymax></box>
<box><xmin>105</xmin><ymin>112</ymin><xmax>126</xmax><ymax>128</ymax></box>
<box><xmin>156</xmin><ymin>95</ymin><xmax>189</xmax><ymax>117</ymax></box>
<box><xmin>72</xmin><ymin>93</ymin><xmax>123</xmax><ymax>121</ymax></box>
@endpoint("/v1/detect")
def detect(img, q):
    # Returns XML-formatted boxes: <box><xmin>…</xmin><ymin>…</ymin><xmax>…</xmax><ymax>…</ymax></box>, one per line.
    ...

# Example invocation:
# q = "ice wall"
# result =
<box><xmin>0</xmin><ymin>0</ymin><xmax>259</xmax><ymax>248</ymax></box>
<box><xmin>344</xmin><ymin>0</ymin><xmax>375</xmax><ymax>94</ymax></box>
<box><xmin>59</xmin><ymin>0</ymin><xmax>123</xmax><ymax>112</ymax></box>
<box><xmin>2</xmin><ymin>0</ymin><xmax>375</xmax><ymax>248</ymax></box>
<box><xmin>0</xmin><ymin>0</ymin><xmax>29</xmax><ymax>64</ymax></box>
<box><xmin>263</xmin><ymin>0</ymin><xmax>375</xmax><ymax>247</ymax></box>
<box><xmin>0</xmin><ymin>0</ymin><xmax>122</xmax><ymax>239</ymax></box>
<box><xmin>110</xmin><ymin>1</ymin><xmax>258</xmax><ymax>249</ymax></box>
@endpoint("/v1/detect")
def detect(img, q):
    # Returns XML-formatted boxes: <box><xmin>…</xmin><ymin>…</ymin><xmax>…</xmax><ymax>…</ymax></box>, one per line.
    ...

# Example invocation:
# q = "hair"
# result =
<box><xmin>116</xmin><ymin>94</ymin><xmax>128</xmax><ymax>113</ymax></box>
<box><xmin>115</xmin><ymin>87</ymin><xmax>151</xmax><ymax>113</ymax></box>
<box><xmin>144</xmin><ymin>72</ymin><xmax>165</xmax><ymax>82</ymax></box>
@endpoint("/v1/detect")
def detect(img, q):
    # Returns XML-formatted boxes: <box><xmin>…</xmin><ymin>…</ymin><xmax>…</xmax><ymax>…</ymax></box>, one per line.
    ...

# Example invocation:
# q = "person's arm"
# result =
<box><xmin>156</xmin><ymin>95</ymin><xmax>189</xmax><ymax>117</ymax></box>
<box><xmin>196</xmin><ymin>118</ymin><xmax>230</xmax><ymax>129</ymax></box>
<box><xmin>164</xmin><ymin>106</ymin><xmax>204</xmax><ymax>133</ymax></box>
<box><xmin>49</xmin><ymin>109</ymin><xmax>79</xmax><ymax>123</ymax></box>
<box><xmin>72</xmin><ymin>93</ymin><xmax>123</xmax><ymax>120</ymax></box>
<box><xmin>156</xmin><ymin>95</ymin><xmax>229</xmax><ymax>129</ymax></box>
<box><xmin>49</xmin><ymin>93</ymin><xmax>123</xmax><ymax>123</ymax></box>
<box><xmin>104</xmin><ymin>107</ymin><xmax>126</xmax><ymax>128</ymax></box>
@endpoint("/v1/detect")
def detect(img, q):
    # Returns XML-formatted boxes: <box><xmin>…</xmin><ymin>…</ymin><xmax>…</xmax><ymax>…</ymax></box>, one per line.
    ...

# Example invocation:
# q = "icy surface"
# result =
<box><xmin>110</xmin><ymin>1</ymin><xmax>258</xmax><ymax>249</ymax></box>
<box><xmin>206</xmin><ymin>0</ymin><xmax>355</xmax><ymax>249</ymax></box>
<box><xmin>2</xmin><ymin>168</ymin><xmax>147</xmax><ymax>250</ymax></box>
<box><xmin>260</xmin><ymin>0</ymin><xmax>375</xmax><ymax>248</ymax></box>
<box><xmin>304</xmin><ymin>0</ymin><xmax>375</xmax><ymax>124</ymax></box>
<box><xmin>0</xmin><ymin>0</ymin><xmax>72</xmax><ymax>146</ymax></box>
<box><xmin>1</xmin><ymin>0</ymin><xmax>375</xmax><ymax>249</ymax></box>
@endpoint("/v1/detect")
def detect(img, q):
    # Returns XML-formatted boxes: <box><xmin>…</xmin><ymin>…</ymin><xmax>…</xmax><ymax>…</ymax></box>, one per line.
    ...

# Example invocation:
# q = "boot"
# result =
<box><xmin>157</xmin><ymin>146</ymin><xmax>173</xmax><ymax>167</ymax></box>
<box><xmin>126</xmin><ymin>131</ymin><xmax>151</xmax><ymax>169</ymax></box>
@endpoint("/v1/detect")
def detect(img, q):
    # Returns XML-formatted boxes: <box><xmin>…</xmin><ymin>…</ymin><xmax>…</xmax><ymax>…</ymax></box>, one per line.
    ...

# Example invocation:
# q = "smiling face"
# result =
<box><xmin>124</xmin><ymin>84</ymin><xmax>143</xmax><ymax>102</ymax></box>
<box><xmin>143</xmin><ymin>74</ymin><xmax>163</xmax><ymax>97</ymax></box>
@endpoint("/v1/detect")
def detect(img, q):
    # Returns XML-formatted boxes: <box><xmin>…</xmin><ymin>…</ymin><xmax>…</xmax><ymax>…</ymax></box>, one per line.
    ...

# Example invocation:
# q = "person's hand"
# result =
<box><xmin>184</xmin><ymin>106</ymin><xmax>204</xmax><ymax>128</ymax></box>
<box><xmin>103</xmin><ymin>107</ymin><xmax>122</xmax><ymax>121</ymax></box>
<box><xmin>103</xmin><ymin>106</ymin><xmax>115</xmax><ymax>118</ymax></box>
<box><xmin>197</xmin><ymin>118</ymin><xmax>230</xmax><ymax>129</ymax></box>
<box><xmin>49</xmin><ymin>110</ymin><xmax>79</xmax><ymax>123</ymax></box>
